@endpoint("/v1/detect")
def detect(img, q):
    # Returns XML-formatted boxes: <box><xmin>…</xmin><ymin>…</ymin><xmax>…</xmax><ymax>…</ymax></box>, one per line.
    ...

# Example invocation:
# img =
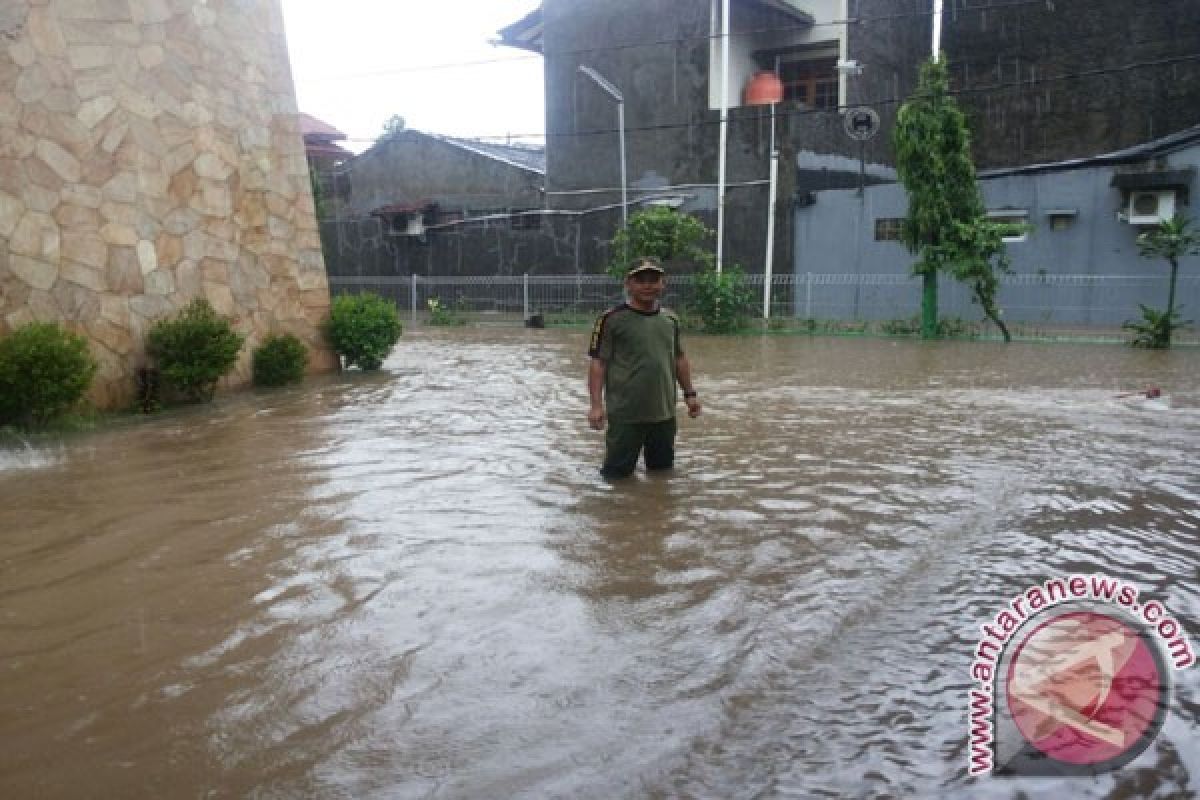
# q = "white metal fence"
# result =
<box><xmin>326</xmin><ymin>273</ymin><xmax>1200</xmax><ymax>341</ymax></box>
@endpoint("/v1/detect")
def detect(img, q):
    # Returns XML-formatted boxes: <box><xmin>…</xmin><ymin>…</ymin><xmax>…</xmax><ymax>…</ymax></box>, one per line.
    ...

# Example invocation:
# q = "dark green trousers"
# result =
<box><xmin>600</xmin><ymin>417</ymin><xmax>677</xmax><ymax>479</ymax></box>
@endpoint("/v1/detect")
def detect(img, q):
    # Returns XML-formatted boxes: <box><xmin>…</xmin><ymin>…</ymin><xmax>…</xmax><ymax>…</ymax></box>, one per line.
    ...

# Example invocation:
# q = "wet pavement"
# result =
<box><xmin>1</xmin><ymin>328</ymin><xmax>1198</xmax><ymax>798</ymax></box>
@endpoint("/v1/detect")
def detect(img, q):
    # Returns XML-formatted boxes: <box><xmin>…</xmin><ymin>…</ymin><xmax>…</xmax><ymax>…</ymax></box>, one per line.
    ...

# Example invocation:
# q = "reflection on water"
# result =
<box><xmin>1</xmin><ymin>329</ymin><xmax>1198</xmax><ymax>798</ymax></box>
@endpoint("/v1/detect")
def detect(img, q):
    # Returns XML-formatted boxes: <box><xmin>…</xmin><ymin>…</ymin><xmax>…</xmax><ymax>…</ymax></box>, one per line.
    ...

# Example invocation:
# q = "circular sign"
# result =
<box><xmin>1004</xmin><ymin>610</ymin><xmax>1169</xmax><ymax>770</ymax></box>
<box><xmin>843</xmin><ymin>107</ymin><xmax>880</xmax><ymax>141</ymax></box>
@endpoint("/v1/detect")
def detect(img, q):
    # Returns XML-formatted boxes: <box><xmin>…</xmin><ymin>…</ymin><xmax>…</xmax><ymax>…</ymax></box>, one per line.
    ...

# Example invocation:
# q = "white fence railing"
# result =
<box><xmin>325</xmin><ymin>273</ymin><xmax>1200</xmax><ymax>340</ymax></box>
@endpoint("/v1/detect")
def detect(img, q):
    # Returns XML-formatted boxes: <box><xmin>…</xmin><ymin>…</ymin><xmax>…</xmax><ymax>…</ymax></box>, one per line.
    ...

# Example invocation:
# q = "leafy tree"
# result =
<box><xmin>893</xmin><ymin>58</ymin><xmax>1015</xmax><ymax>341</ymax></box>
<box><xmin>381</xmin><ymin>114</ymin><xmax>407</xmax><ymax>139</ymax></box>
<box><xmin>607</xmin><ymin>207</ymin><xmax>713</xmax><ymax>278</ymax></box>
<box><xmin>1130</xmin><ymin>214</ymin><xmax>1200</xmax><ymax>348</ymax></box>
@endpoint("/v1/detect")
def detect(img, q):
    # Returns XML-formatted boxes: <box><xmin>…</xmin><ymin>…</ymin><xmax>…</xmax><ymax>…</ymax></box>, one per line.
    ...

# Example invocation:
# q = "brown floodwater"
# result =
<box><xmin>1</xmin><ymin>329</ymin><xmax>1198</xmax><ymax>799</ymax></box>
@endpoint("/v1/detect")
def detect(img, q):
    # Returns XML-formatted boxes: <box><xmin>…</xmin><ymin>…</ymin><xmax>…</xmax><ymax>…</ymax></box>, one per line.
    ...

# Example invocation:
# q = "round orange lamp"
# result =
<box><xmin>744</xmin><ymin>70</ymin><xmax>784</xmax><ymax>106</ymax></box>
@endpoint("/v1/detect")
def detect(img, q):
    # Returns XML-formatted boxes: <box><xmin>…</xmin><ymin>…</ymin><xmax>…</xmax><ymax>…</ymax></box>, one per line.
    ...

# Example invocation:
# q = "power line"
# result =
<box><xmin>329</xmin><ymin>51</ymin><xmax>1200</xmax><ymax>147</ymax></box>
<box><xmin>300</xmin><ymin>0</ymin><xmax>1184</xmax><ymax>83</ymax></box>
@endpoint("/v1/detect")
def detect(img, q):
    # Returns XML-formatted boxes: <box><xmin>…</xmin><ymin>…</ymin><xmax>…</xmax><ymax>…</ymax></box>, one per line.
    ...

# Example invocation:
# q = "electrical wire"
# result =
<box><xmin>299</xmin><ymin>0</ymin><xmax>1186</xmax><ymax>82</ymax></box>
<box><xmin>326</xmin><ymin>51</ymin><xmax>1200</xmax><ymax>147</ymax></box>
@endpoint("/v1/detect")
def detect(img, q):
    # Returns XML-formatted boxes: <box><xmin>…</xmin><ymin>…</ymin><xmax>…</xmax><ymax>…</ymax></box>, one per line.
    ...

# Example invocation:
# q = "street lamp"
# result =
<box><xmin>744</xmin><ymin>70</ymin><xmax>784</xmax><ymax>320</ymax></box>
<box><xmin>577</xmin><ymin>65</ymin><xmax>627</xmax><ymax>232</ymax></box>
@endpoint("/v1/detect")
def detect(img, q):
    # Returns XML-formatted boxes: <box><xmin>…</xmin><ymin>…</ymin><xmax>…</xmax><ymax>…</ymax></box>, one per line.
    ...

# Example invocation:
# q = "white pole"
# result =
<box><xmin>716</xmin><ymin>0</ymin><xmax>731</xmax><ymax>274</ymax></box>
<box><xmin>932</xmin><ymin>0</ymin><xmax>944</xmax><ymax>60</ymax></box>
<box><xmin>617</xmin><ymin>101</ymin><xmax>628</xmax><ymax>232</ymax></box>
<box><xmin>410</xmin><ymin>273</ymin><xmax>418</xmax><ymax>325</ymax></box>
<box><xmin>762</xmin><ymin>102</ymin><xmax>778</xmax><ymax>319</ymax></box>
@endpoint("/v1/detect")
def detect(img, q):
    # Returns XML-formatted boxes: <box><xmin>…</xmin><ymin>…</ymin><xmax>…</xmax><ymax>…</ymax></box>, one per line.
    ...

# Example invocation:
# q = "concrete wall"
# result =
<box><xmin>320</xmin><ymin>213</ymin><xmax>590</xmax><ymax>280</ymax></box>
<box><xmin>339</xmin><ymin>132</ymin><xmax>544</xmax><ymax>218</ymax></box>
<box><xmin>943</xmin><ymin>0</ymin><xmax>1200</xmax><ymax>168</ymax></box>
<box><xmin>539</xmin><ymin>0</ymin><xmax>929</xmax><ymax>275</ymax></box>
<box><xmin>0</xmin><ymin>0</ymin><xmax>332</xmax><ymax>409</ymax></box>
<box><xmin>532</xmin><ymin>0</ymin><xmax>1200</xmax><ymax>276</ymax></box>
<box><xmin>793</xmin><ymin>141</ymin><xmax>1200</xmax><ymax>326</ymax></box>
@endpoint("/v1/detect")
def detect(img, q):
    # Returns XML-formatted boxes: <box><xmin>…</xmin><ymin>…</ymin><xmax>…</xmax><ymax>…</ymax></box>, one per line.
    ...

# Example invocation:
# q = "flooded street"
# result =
<box><xmin>2</xmin><ymin>328</ymin><xmax>1199</xmax><ymax>799</ymax></box>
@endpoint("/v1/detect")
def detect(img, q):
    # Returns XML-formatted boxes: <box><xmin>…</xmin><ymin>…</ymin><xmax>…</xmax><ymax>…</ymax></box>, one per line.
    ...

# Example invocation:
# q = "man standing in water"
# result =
<box><xmin>587</xmin><ymin>257</ymin><xmax>702</xmax><ymax>479</ymax></box>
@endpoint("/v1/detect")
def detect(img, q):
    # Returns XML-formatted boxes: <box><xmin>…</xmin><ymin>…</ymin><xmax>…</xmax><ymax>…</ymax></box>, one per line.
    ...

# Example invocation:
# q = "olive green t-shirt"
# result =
<box><xmin>588</xmin><ymin>303</ymin><xmax>683</xmax><ymax>423</ymax></box>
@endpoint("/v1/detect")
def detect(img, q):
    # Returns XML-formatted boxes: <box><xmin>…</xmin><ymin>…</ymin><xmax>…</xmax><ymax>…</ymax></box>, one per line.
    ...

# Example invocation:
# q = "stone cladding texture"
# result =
<box><xmin>0</xmin><ymin>0</ymin><xmax>334</xmax><ymax>409</ymax></box>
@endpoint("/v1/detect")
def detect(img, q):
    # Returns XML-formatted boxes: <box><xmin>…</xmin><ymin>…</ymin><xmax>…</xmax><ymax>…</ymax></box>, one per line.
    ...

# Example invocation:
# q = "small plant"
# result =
<box><xmin>147</xmin><ymin>298</ymin><xmax>245</xmax><ymax>402</ymax></box>
<box><xmin>1123</xmin><ymin>305</ymin><xmax>1191</xmax><ymax>349</ymax></box>
<box><xmin>1132</xmin><ymin>215</ymin><xmax>1200</xmax><ymax>349</ymax></box>
<box><xmin>325</xmin><ymin>292</ymin><xmax>402</xmax><ymax>370</ymax></box>
<box><xmin>0</xmin><ymin>322</ymin><xmax>98</xmax><ymax>428</ymax></box>
<box><xmin>937</xmin><ymin>316</ymin><xmax>981</xmax><ymax>338</ymax></box>
<box><xmin>253</xmin><ymin>334</ymin><xmax>309</xmax><ymax>387</ymax></box>
<box><xmin>881</xmin><ymin>316</ymin><xmax>921</xmax><ymax>336</ymax></box>
<box><xmin>426</xmin><ymin>296</ymin><xmax>466</xmax><ymax>326</ymax></box>
<box><xmin>689</xmin><ymin>264</ymin><xmax>754</xmax><ymax>333</ymax></box>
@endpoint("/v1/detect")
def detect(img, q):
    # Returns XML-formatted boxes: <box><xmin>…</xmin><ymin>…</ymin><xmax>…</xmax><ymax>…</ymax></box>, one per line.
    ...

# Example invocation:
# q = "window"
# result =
<box><xmin>986</xmin><ymin>210</ymin><xmax>1030</xmax><ymax>242</ymax></box>
<box><xmin>780</xmin><ymin>56</ymin><xmax>839</xmax><ymax>110</ymax></box>
<box><xmin>875</xmin><ymin>218</ymin><xmax>903</xmax><ymax>242</ymax></box>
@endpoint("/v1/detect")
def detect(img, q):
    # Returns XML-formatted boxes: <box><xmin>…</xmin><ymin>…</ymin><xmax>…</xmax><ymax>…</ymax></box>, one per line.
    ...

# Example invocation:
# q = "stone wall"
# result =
<box><xmin>0</xmin><ymin>0</ymin><xmax>334</xmax><ymax>409</ymax></box>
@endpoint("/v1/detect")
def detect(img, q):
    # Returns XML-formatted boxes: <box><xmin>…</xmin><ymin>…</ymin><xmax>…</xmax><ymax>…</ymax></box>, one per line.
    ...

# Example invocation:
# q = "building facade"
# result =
<box><xmin>0</xmin><ymin>0</ymin><xmax>332</xmax><ymax>408</ymax></box>
<box><xmin>793</xmin><ymin>125</ymin><xmax>1200</xmax><ymax>327</ymax></box>
<box><xmin>499</xmin><ymin>0</ymin><xmax>1200</xmax><ymax>276</ymax></box>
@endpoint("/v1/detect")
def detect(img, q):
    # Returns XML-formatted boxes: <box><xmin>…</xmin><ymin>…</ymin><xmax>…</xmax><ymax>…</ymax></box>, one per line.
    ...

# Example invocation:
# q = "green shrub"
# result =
<box><xmin>1124</xmin><ymin>304</ymin><xmax>1191</xmax><ymax>349</ymax></box>
<box><xmin>689</xmin><ymin>264</ymin><xmax>754</xmax><ymax>333</ymax></box>
<box><xmin>325</xmin><ymin>292</ymin><xmax>403</xmax><ymax>370</ymax></box>
<box><xmin>0</xmin><ymin>322</ymin><xmax>98</xmax><ymax>428</ymax></box>
<box><xmin>607</xmin><ymin>207</ymin><xmax>714</xmax><ymax>278</ymax></box>
<box><xmin>253</xmin><ymin>334</ymin><xmax>309</xmax><ymax>387</ymax></box>
<box><xmin>881</xmin><ymin>316</ymin><xmax>921</xmax><ymax>336</ymax></box>
<box><xmin>426</xmin><ymin>296</ymin><xmax>466</xmax><ymax>326</ymax></box>
<box><xmin>146</xmin><ymin>298</ymin><xmax>245</xmax><ymax>402</ymax></box>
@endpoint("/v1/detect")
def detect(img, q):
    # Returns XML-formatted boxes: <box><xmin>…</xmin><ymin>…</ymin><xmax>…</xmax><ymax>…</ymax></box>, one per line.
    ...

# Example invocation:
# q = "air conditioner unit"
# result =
<box><xmin>1126</xmin><ymin>190</ymin><xmax>1175</xmax><ymax>225</ymax></box>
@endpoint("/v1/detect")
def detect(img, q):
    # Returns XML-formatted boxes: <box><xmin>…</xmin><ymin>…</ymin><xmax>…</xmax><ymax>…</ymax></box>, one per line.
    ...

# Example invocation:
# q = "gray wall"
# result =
<box><xmin>943</xmin><ymin>0</ymin><xmax>1200</xmax><ymax>168</ymax></box>
<box><xmin>340</xmin><ymin>131</ymin><xmax>544</xmax><ymax>218</ymax></box>
<box><xmin>793</xmin><ymin>141</ymin><xmax>1200</xmax><ymax>325</ymax></box>
<box><xmin>319</xmin><ymin>209</ymin><xmax>637</xmax><ymax>279</ymax></box>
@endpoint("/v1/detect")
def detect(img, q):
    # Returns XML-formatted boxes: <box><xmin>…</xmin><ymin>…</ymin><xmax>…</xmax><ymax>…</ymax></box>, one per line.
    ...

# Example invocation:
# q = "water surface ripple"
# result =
<box><xmin>1</xmin><ymin>330</ymin><xmax>1198</xmax><ymax>798</ymax></box>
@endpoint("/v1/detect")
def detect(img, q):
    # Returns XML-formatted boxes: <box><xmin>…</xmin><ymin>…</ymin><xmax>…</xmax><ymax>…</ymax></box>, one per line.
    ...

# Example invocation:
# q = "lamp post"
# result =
<box><xmin>578</xmin><ymin>65</ymin><xmax>627</xmax><ymax>232</ymax></box>
<box><xmin>932</xmin><ymin>0</ymin><xmax>944</xmax><ymax>59</ymax></box>
<box><xmin>745</xmin><ymin>70</ymin><xmax>784</xmax><ymax>320</ymax></box>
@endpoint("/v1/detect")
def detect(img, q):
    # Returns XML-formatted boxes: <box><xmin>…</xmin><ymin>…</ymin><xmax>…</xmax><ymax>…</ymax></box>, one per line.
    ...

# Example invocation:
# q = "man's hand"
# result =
<box><xmin>587</xmin><ymin>404</ymin><xmax>606</xmax><ymax>430</ymax></box>
<box><xmin>685</xmin><ymin>396</ymin><xmax>702</xmax><ymax>418</ymax></box>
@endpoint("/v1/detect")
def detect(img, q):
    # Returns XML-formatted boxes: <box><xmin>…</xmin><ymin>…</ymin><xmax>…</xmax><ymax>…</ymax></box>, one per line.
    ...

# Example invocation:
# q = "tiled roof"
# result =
<box><xmin>298</xmin><ymin>112</ymin><xmax>347</xmax><ymax>141</ymax></box>
<box><xmin>430</xmin><ymin>134</ymin><xmax>546</xmax><ymax>174</ymax></box>
<box><xmin>496</xmin><ymin>6</ymin><xmax>543</xmax><ymax>53</ymax></box>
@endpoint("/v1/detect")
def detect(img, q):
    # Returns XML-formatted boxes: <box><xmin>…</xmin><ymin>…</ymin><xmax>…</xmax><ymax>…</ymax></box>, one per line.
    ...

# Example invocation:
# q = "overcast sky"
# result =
<box><xmin>280</xmin><ymin>0</ymin><xmax>545</xmax><ymax>152</ymax></box>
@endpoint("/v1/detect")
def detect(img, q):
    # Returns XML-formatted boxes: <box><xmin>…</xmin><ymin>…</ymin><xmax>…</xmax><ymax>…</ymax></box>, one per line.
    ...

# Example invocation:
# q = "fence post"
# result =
<box><xmin>411</xmin><ymin>273</ymin><xmax>417</xmax><ymax>325</ymax></box>
<box><xmin>805</xmin><ymin>272</ymin><xmax>813</xmax><ymax>319</ymax></box>
<box><xmin>523</xmin><ymin>273</ymin><xmax>530</xmax><ymax>321</ymax></box>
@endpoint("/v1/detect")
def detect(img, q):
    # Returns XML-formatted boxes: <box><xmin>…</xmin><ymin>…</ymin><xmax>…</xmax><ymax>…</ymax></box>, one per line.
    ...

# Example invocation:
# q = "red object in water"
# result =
<box><xmin>744</xmin><ymin>71</ymin><xmax>784</xmax><ymax>106</ymax></box>
<box><xmin>1146</xmin><ymin>387</ymin><xmax>1162</xmax><ymax>399</ymax></box>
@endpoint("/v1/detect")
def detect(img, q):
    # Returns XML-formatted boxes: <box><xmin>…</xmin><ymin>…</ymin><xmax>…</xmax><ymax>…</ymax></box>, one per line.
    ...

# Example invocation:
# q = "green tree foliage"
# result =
<box><xmin>608</xmin><ymin>207</ymin><xmax>713</xmax><ymax>278</ymax></box>
<box><xmin>325</xmin><ymin>292</ymin><xmax>403</xmax><ymax>370</ymax></box>
<box><xmin>252</xmin><ymin>334</ymin><xmax>309</xmax><ymax>387</ymax></box>
<box><xmin>0</xmin><ymin>322</ymin><xmax>98</xmax><ymax>428</ymax></box>
<box><xmin>893</xmin><ymin>58</ymin><xmax>1014</xmax><ymax>341</ymax></box>
<box><xmin>147</xmin><ymin>298</ymin><xmax>245</xmax><ymax>402</ymax></box>
<box><xmin>1131</xmin><ymin>214</ymin><xmax>1200</xmax><ymax>348</ymax></box>
<box><xmin>381</xmin><ymin>114</ymin><xmax>407</xmax><ymax>139</ymax></box>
